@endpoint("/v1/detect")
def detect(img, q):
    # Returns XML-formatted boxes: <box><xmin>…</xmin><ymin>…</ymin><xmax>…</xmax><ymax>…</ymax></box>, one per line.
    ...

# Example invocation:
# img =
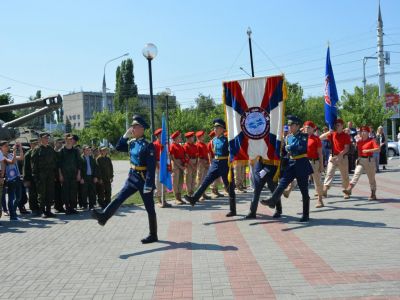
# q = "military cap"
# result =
<box><xmin>154</xmin><ymin>128</ymin><xmax>162</xmax><ymax>136</ymax></box>
<box><xmin>100</xmin><ymin>146</ymin><xmax>108</xmax><ymax>151</ymax></box>
<box><xmin>208</xmin><ymin>131</ymin><xmax>215</xmax><ymax>138</ymax></box>
<box><xmin>131</xmin><ymin>114</ymin><xmax>149</xmax><ymax>129</ymax></box>
<box><xmin>287</xmin><ymin>115</ymin><xmax>302</xmax><ymax>125</ymax></box>
<box><xmin>72</xmin><ymin>134</ymin><xmax>79</xmax><ymax>141</ymax></box>
<box><xmin>360</xmin><ymin>126</ymin><xmax>370</xmax><ymax>132</ymax></box>
<box><xmin>39</xmin><ymin>132</ymin><xmax>50</xmax><ymax>138</ymax></box>
<box><xmin>283</xmin><ymin>125</ymin><xmax>289</xmax><ymax>132</ymax></box>
<box><xmin>335</xmin><ymin>118</ymin><xmax>344</xmax><ymax>125</ymax></box>
<box><xmin>213</xmin><ymin>118</ymin><xmax>226</xmax><ymax>129</ymax></box>
<box><xmin>185</xmin><ymin>131</ymin><xmax>195</xmax><ymax>138</ymax></box>
<box><xmin>56</xmin><ymin>138</ymin><xmax>64</xmax><ymax>143</ymax></box>
<box><xmin>0</xmin><ymin>140</ymin><xmax>8</xmax><ymax>146</ymax></box>
<box><xmin>64</xmin><ymin>133</ymin><xmax>73</xmax><ymax>139</ymax></box>
<box><xmin>171</xmin><ymin>130</ymin><xmax>181</xmax><ymax>139</ymax></box>
<box><xmin>195</xmin><ymin>130</ymin><xmax>205</xmax><ymax>138</ymax></box>
<box><xmin>303</xmin><ymin>121</ymin><xmax>316</xmax><ymax>129</ymax></box>
<box><xmin>29</xmin><ymin>138</ymin><xmax>38</xmax><ymax>143</ymax></box>
<box><xmin>82</xmin><ymin>145</ymin><xmax>91</xmax><ymax>150</ymax></box>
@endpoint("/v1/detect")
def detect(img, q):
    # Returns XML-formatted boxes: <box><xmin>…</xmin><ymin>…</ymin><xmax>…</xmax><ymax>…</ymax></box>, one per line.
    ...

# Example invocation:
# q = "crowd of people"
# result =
<box><xmin>0</xmin><ymin>113</ymin><xmax>389</xmax><ymax>244</ymax></box>
<box><xmin>0</xmin><ymin>133</ymin><xmax>113</xmax><ymax>221</ymax></box>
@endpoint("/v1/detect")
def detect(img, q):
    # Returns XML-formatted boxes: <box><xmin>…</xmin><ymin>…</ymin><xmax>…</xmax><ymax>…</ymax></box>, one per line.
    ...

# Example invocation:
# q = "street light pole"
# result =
<box><xmin>142</xmin><ymin>43</ymin><xmax>158</xmax><ymax>142</ymax></box>
<box><xmin>247</xmin><ymin>27</ymin><xmax>255</xmax><ymax>77</ymax></box>
<box><xmin>102</xmin><ymin>53</ymin><xmax>129</xmax><ymax>111</ymax></box>
<box><xmin>165</xmin><ymin>88</ymin><xmax>171</xmax><ymax>145</ymax></box>
<box><xmin>362</xmin><ymin>56</ymin><xmax>377</xmax><ymax>95</ymax></box>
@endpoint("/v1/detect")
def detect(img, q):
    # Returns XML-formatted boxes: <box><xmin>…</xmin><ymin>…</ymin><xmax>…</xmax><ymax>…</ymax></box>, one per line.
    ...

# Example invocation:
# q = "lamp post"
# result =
<box><xmin>102</xmin><ymin>53</ymin><xmax>129</xmax><ymax>111</ymax></box>
<box><xmin>247</xmin><ymin>27</ymin><xmax>255</xmax><ymax>77</ymax></box>
<box><xmin>164</xmin><ymin>88</ymin><xmax>171</xmax><ymax>144</ymax></box>
<box><xmin>142</xmin><ymin>43</ymin><xmax>158</xmax><ymax>142</ymax></box>
<box><xmin>0</xmin><ymin>86</ymin><xmax>11</xmax><ymax>93</ymax></box>
<box><xmin>362</xmin><ymin>56</ymin><xmax>377</xmax><ymax>95</ymax></box>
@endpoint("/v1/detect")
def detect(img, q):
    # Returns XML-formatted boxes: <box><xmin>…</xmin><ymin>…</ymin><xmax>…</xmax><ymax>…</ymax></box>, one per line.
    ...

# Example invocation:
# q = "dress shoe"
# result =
<box><xmin>183</xmin><ymin>195</ymin><xmax>196</xmax><ymax>207</ymax></box>
<box><xmin>46</xmin><ymin>211</ymin><xmax>56</xmax><ymax>218</ymax></box>
<box><xmin>299</xmin><ymin>215</ymin><xmax>309</xmax><ymax>222</ymax></box>
<box><xmin>141</xmin><ymin>234</ymin><xmax>158</xmax><ymax>244</ymax></box>
<box><xmin>226</xmin><ymin>211</ymin><xmax>236</xmax><ymax>217</ymax></box>
<box><xmin>91</xmin><ymin>209</ymin><xmax>107</xmax><ymax>226</ymax></box>
<box><xmin>260</xmin><ymin>198</ymin><xmax>276</xmax><ymax>208</ymax></box>
<box><xmin>245</xmin><ymin>212</ymin><xmax>257</xmax><ymax>219</ymax></box>
<box><xmin>55</xmin><ymin>208</ymin><xmax>66</xmax><ymax>213</ymax></box>
<box><xmin>272</xmin><ymin>211</ymin><xmax>281</xmax><ymax>218</ymax></box>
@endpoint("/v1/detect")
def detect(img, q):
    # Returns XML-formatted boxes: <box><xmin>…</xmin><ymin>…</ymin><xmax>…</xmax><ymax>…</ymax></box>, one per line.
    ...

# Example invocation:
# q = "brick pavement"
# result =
<box><xmin>0</xmin><ymin>159</ymin><xmax>399</xmax><ymax>299</ymax></box>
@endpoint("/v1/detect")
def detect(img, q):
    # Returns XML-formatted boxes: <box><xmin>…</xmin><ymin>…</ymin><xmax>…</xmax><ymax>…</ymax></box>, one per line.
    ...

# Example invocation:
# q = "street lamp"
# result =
<box><xmin>164</xmin><ymin>88</ymin><xmax>171</xmax><ymax>143</ymax></box>
<box><xmin>102</xmin><ymin>53</ymin><xmax>129</xmax><ymax>111</ymax></box>
<box><xmin>142</xmin><ymin>43</ymin><xmax>158</xmax><ymax>141</ymax></box>
<box><xmin>247</xmin><ymin>27</ymin><xmax>255</xmax><ymax>77</ymax></box>
<box><xmin>0</xmin><ymin>87</ymin><xmax>11</xmax><ymax>93</ymax></box>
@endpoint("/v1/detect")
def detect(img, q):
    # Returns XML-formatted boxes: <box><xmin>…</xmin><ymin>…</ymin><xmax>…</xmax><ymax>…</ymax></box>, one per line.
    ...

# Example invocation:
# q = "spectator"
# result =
<box><xmin>376</xmin><ymin>126</ymin><xmax>387</xmax><ymax>171</ymax></box>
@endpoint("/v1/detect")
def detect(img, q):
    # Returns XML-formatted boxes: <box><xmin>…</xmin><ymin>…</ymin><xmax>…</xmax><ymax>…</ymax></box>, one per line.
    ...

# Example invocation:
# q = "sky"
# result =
<box><xmin>1</xmin><ymin>0</ymin><xmax>399</xmax><ymax>108</ymax></box>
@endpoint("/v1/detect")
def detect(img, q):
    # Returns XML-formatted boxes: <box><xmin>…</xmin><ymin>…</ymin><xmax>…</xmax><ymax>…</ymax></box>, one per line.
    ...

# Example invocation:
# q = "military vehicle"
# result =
<box><xmin>0</xmin><ymin>94</ymin><xmax>62</xmax><ymax>142</ymax></box>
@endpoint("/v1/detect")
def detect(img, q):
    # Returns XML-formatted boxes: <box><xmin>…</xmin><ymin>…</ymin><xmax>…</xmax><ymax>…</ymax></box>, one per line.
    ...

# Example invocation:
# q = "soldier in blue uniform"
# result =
<box><xmin>261</xmin><ymin>115</ymin><xmax>313</xmax><ymax>222</ymax></box>
<box><xmin>185</xmin><ymin>119</ymin><xmax>236</xmax><ymax>217</ymax></box>
<box><xmin>91</xmin><ymin>115</ymin><xmax>158</xmax><ymax>244</ymax></box>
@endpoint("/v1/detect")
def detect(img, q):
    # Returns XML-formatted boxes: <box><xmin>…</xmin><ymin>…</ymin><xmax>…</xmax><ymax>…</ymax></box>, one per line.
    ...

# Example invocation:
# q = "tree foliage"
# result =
<box><xmin>114</xmin><ymin>59</ymin><xmax>138</xmax><ymax>113</ymax></box>
<box><xmin>0</xmin><ymin>93</ymin><xmax>15</xmax><ymax>122</ymax></box>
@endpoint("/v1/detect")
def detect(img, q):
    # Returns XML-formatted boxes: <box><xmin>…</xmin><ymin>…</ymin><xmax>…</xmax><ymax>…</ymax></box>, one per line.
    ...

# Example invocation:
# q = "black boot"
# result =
<box><xmin>273</xmin><ymin>199</ymin><xmax>282</xmax><ymax>218</ymax></box>
<box><xmin>226</xmin><ymin>196</ymin><xmax>236</xmax><ymax>217</ymax></box>
<box><xmin>141</xmin><ymin>215</ymin><xmax>158</xmax><ymax>244</ymax></box>
<box><xmin>245</xmin><ymin>212</ymin><xmax>257</xmax><ymax>219</ymax></box>
<box><xmin>299</xmin><ymin>197</ymin><xmax>310</xmax><ymax>222</ymax></box>
<box><xmin>184</xmin><ymin>195</ymin><xmax>197</xmax><ymax>206</ymax></box>
<box><xmin>91</xmin><ymin>209</ymin><xmax>108</xmax><ymax>226</ymax></box>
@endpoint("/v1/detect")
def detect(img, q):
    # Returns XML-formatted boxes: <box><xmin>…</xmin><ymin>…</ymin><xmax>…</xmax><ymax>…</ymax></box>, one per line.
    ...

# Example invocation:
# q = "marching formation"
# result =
<box><xmin>90</xmin><ymin>113</ymin><xmax>385</xmax><ymax>244</ymax></box>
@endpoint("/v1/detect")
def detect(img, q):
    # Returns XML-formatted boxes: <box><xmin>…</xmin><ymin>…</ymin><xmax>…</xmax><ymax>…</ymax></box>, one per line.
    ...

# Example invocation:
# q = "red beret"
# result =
<box><xmin>208</xmin><ymin>131</ymin><xmax>215</xmax><ymax>138</ymax></box>
<box><xmin>335</xmin><ymin>118</ymin><xmax>344</xmax><ymax>125</ymax></box>
<box><xmin>185</xmin><ymin>131</ymin><xmax>195</xmax><ymax>138</ymax></box>
<box><xmin>171</xmin><ymin>130</ymin><xmax>181</xmax><ymax>139</ymax></box>
<box><xmin>303</xmin><ymin>121</ymin><xmax>316</xmax><ymax>129</ymax></box>
<box><xmin>195</xmin><ymin>130</ymin><xmax>205</xmax><ymax>137</ymax></box>
<box><xmin>154</xmin><ymin>128</ymin><xmax>162</xmax><ymax>136</ymax></box>
<box><xmin>360</xmin><ymin>126</ymin><xmax>370</xmax><ymax>133</ymax></box>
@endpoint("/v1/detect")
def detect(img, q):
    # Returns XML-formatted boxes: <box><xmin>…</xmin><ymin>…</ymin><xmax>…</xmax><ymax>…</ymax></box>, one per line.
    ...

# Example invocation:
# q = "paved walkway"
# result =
<box><xmin>0</xmin><ymin>159</ymin><xmax>399</xmax><ymax>299</ymax></box>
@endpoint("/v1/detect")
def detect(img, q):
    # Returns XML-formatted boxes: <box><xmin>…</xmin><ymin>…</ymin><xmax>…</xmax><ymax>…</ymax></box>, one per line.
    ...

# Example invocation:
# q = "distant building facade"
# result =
<box><xmin>63</xmin><ymin>91</ymin><xmax>176</xmax><ymax>129</ymax></box>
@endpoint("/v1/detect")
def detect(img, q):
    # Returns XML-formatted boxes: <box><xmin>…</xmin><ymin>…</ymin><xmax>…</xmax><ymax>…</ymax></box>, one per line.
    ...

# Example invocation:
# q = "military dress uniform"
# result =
<box><xmin>23</xmin><ymin>139</ymin><xmax>39</xmax><ymax>214</ymax></box>
<box><xmin>261</xmin><ymin>116</ymin><xmax>313</xmax><ymax>222</ymax></box>
<box><xmin>183</xmin><ymin>132</ymin><xmax>198</xmax><ymax>196</ymax></box>
<box><xmin>58</xmin><ymin>137</ymin><xmax>81</xmax><ymax>214</ymax></box>
<box><xmin>31</xmin><ymin>133</ymin><xmax>57</xmax><ymax>218</ymax></box>
<box><xmin>92</xmin><ymin>115</ymin><xmax>158</xmax><ymax>244</ymax></box>
<box><xmin>207</xmin><ymin>131</ymin><xmax>224</xmax><ymax>198</ymax></box>
<box><xmin>96</xmin><ymin>148</ymin><xmax>114</xmax><ymax>209</ymax></box>
<box><xmin>54</xmin><ymin>138</ymin><xmax>65</xmax><ymax>212</ymax></box>
<box><xmin>185</xmin><ymin>119</ymin><xmax>236</xmax><ymax>217</ymax></box>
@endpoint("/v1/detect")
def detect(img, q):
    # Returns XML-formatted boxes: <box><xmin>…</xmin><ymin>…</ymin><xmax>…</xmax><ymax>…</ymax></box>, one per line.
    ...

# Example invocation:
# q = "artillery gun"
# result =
<box><xmin>0</xmin><ymin>94</ymin><xmax>63</xmax><ymax>141</ymax></box>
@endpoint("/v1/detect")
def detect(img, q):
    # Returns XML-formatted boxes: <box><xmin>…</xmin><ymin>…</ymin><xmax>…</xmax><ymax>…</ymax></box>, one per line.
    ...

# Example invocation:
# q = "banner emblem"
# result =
<box><xmin>240</xmin><ymin>107</ymin><xmax>270</xmax><ymax>140</ymax></box>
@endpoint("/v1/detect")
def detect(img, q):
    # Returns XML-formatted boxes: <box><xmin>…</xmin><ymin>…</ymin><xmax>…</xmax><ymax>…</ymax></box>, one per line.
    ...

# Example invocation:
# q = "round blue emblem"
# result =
<box><xmin>240</xmin><ymin>107</ymin><xmax>270</xmax><ymax>139</ymax></box>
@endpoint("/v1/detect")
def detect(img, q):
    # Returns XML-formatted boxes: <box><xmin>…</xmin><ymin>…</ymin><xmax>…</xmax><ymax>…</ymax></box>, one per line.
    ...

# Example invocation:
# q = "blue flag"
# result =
<box><xmin>160</xmin><ymin>114</ymin><xmax>172</xmax><ymax>190</ymax></box>
<box><xmin>324</xmin><ymin>47</ymin><xmax>338</xmax><ymax>130</ymax></box>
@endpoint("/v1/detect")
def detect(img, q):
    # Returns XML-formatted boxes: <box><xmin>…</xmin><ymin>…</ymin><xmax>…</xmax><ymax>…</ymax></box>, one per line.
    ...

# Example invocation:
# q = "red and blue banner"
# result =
<box><xmin>223</xmin><ymin>75</ymin><xmax>286</xmax><ymax>164</ymax></box>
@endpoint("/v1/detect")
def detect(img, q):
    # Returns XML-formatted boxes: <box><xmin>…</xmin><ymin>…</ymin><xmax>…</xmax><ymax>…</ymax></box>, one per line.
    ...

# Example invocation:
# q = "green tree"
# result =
<box><xmin>285</xmin><ymin>82</ymin><xmax>307</xmax><ymax>122</ymax></box>
<box><xmin>65</xmin><ymin>118</ymin><xmax>72</xmax><ymax>133</ymax></box>
<box><xmin>0</xmin><ymin>93</ymin><xmax>15</xmax><ymax>122</ymax></box>
<box><xmin>195</xmin><ymin>93</ymin><xmax>216</xmax><ymax>111</ymax></box>
<box><xmin>114</xmin><ymin>59</ymin><xmax>138</xmax><ymax>112</ymax></box>
<box><xmin>340</xmin><ymin>84</ymin><xmax>395</xmax><ymax>129</ymax></box>
<box><xmin>88</xmin><ymin>110</ymin><xmax>126</xmax><ymax>145</ymax></box>
<box><xmin>304</xmin><ymin>96</ymin><xmax>325</xmax><ymax>129</ymax></box>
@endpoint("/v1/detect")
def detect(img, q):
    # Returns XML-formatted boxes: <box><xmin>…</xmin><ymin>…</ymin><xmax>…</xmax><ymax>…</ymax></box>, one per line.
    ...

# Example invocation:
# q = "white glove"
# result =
<box><xmin>259</xmin><ymin>169</ymin><xmax>267</xmax><ymax>179</ymax></box>
<box><xmin>123</xmin><ymin>128</ymin><xmax>132</xmax><ymax>139</ymax></box>
<box><xmin>285</xmin><ymin>145</ymin><xmax>291</xmax><ymax>152</ymax></box>
<box><xmin>143</xmin><ymin>186</ymin><xmax>152</xmax><ymax>194</ymax></box>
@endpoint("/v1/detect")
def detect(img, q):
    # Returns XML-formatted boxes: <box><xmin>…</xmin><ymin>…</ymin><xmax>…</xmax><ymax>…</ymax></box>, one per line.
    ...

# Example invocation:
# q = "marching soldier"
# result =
<box><xmin>92</xmin><ymin>115</ymin><xmax>158</xmax><ymax>244</ymax></box>
<box><xmin>195</xmin><ymin>131</ymin><xmax>210</xmax><ymax>201</ymax></box>
<box><xmin>320</xmin><ymin>118</ymin><xmax>351</xmax><ymax>199</ymax></box>
<box><xmin>96</xmin><ymin>147</ymin><xmax>114</xmax><ymax>209</ymax></box>
<box><xmin>31</xmin><ymin>133</ymin><xmax>57</xmax><ymax>218</ymax></box>
<box><xmin>207</xmin><ymin>130</ymin><xmax>224</xmax><ymax>198</ymax></box>
<box><xmin>343</xmin><ymin>126</ymin><xmax>380</xmax><ymax>200</ymax></box>
<box><xmin>58</xmin><ymin>134</ymin><xmax>81</xmax><ymax>214</ymax></box>
<box><xmin>153</xmin><ymin>128</ymin><xmax>171</xmax><ymax>208</ymax></box>
<box><xmin>80</xmin><ymin>145</ymin><xmax>98</xmax><ymax>210</ymax></box>
<box><xmin>169</xmin><ymin>131</ymin><xmax>186</xmax><ymax>205</ymax></box>
<box><xmin>183</xmin><ymin>132</ymin><xmax>198</xmax><ymax>197</ymax></box>
<box><xmin>54</xmin><ymin>138</ymin><xmax>65</xmax><ymax>213</ymax></box>
<box><xmin>185</xmin><ymin>119</ymin><xmax>236</xmax><ymax>217</ymax></box>
<box><xmin>23</xmin><ymin>138</ymin><xmax>40</xmax><ymax>215</ymax></box>
<box><xmin>261</xmin><ymin>116</ymin><xmax>313</xmax><ymax>222</ymax></box>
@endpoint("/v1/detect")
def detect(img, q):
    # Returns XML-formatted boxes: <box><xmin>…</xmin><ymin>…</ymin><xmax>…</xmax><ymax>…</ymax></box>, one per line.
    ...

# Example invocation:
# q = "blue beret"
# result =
<box><xmin>131</xmin><ymin>115</ymin><xmax>149</xmax><ymax>129</ymax></box>
<box><xmin>287</xmin><ymin>115</ymin><xmax>302</xmax><ymax>125</ymax></box>
<box><xmin>213</xmin><ymin>118</ymin><xmax>226</xmax><ymax>129</ymax></box>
